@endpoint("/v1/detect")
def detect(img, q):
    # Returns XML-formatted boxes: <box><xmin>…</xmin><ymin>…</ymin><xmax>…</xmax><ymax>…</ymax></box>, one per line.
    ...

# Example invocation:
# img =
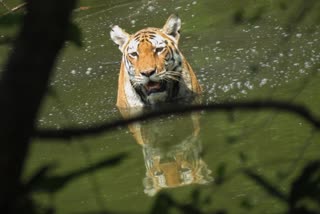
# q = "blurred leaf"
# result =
<box><xmin>232</xmin><ymin>6</ymin><xmax>265</xmax><ymax>25</ymax></box>
<box><xmin>47</xmin><ymin>86</ymin><xmax>59</xmax><ymax>98</ymax></box>
<box><xmin>240</xmin><ymin>197</ymin><xmax>254</xmax><ymax>210</ymax></box>
<box><xmin>25</xmin><ymin>163</ymin><xmax>57</xmax><ymax>190</ymax></box>
<box><xmin>67</xmin><ymin>22</ymin><xmax>83</xmax><ymax>47</ymax></box>
<box><xmin>238</xmin><ymin>151</ymin><xmax>247</xmax><ymax>163</ymax></box>
<box><xmin>279</xmin><ymin>1</ymin><xmax>288</xmax><ymax>10</ymax></box>
<box><xmin>0</xmin><ymin>13</ymin><xmax>23</xmax><ymax>27</ymax></box>
<box><xmin>284</xmin><ymin>0</ymin><xmax>318</xmax><ymax>33</ymax></box>
<box><xmin>73</xmin><ymin>211</ymin><xmax>109</xmax><ymax>214</ymax></box>
<box><xmin>202</xmin><ymin>195</ymin><xmax>212</xmax><ymax>205</ymax></box>
<box><xmin>27</xmin><ymin>153</ymin><xmax>127</xmax><ymax>194</ymax></box>
<box><xmin>244</xmin><ymin>169</ymin><xmax>287</xmax><ymax>202</ymax></box>
<box><xmin>0</xmin><ymin>35</ymin><xmax>14</xmax><ymax>45</ymax></box>
<box><xmin>249</xmin><ymin>64</ymin><xmax>259</xmax><ymax>74</ymax></box>
<box><xmin>191</xmin><ymin>188</ymin><xmax>201</xmax><ymax>206</ymax></box>
<box><xmin>150</xmin><ymin>192</ymin><xmax>174</xmax><ymax>214</ymax></box>
<box><xmin>227</xmin><ymin>111</ymin><xmax>236</xmax><ymax>123</ymax></box>
<box><xmin>179</xmin><ymin>204</ymin><xmax>202</xmax><ymax>214</ymax></box>
<box><xmin>233</xmin><ymin>9</ymin><xmax>244</xmax><ymax>24</ymax></box>
<box><xmin>247</xmin><ymin>6</ymin><xmax>265</xmax><ymax>23</ymax></box>
<box><xmin>276</xmin><ymin>171</ymin><xmax>288</xmax><ymax>181</ymax></box>
<box><xmin>226</xmin><ymin>135</ymin><xmax>238</xmax><ymax>145</ymax></box>
<box><xmin>288</xmin><ymin>160</ymin><xmax>320</xmax><ymax>213</ymax></box>
<box><xmin>215</xmin><ymin>163</ymin><xmax>227</xmax><ymax>185</ymax></box>
<box><xmin>214</xmin><ymin>211</ymin><xmax>227</xmax><ymax>214</ymax></box>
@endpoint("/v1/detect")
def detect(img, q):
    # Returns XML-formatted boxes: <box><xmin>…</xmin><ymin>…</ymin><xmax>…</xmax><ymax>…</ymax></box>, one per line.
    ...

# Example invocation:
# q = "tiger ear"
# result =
<box><xmin>110</xmin><ymin>25</ymin><xmax>130</xmax><ymax>52</ymax></box>
<box><xmin>162</xmin><ymin>14</ymin><xmax>181</xmax><ymax>42</ymax></box>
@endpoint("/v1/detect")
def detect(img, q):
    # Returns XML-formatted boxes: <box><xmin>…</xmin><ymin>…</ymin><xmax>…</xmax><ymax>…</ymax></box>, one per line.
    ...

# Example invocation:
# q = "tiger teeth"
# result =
<box><xmin>143</xmin><ymin>81</ymin><xmax>166</xmax><ymax>95</ymax></box>
<box><xmin>145</xmin><ymin>82</ymin><xmax>161</xmax><ymax>91</ymax></box>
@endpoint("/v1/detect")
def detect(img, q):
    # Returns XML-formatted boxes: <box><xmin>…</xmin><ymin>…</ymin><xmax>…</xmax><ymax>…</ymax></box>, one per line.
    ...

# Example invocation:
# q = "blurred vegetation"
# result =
<box><xmin>0</xmin><ymin>0</ymin><xmax>320</xmax><ymax>213</ymax></box>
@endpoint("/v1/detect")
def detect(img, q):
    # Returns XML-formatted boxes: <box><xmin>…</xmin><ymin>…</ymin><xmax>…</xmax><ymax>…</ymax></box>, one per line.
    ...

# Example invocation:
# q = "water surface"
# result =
<box><xmin>1</xmin><ymin>0</ymin><xmax>320</xmax><ymax>213</ymax></box>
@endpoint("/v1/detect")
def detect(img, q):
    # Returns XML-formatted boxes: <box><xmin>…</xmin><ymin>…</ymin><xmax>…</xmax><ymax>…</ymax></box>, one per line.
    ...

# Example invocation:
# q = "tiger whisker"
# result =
<box><xmin>162</xmin><ymin>74</ymin><xmax>180</xmax><ymax>82</ymax></box>
<box><xmin>131</xmin><ymin>76</ymin><xmax>144</xmax><ymax>88</ymax></box>
<box><xmin>158</xmin><ymin>71</ymin><xmax>181</xmax><ymax>77</ymax></box>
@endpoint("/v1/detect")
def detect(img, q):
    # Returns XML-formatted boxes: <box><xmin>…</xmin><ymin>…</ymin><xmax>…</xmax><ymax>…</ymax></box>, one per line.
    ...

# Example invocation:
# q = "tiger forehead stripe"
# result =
<box><xmin>140</xmin><ymin>35</ymin><xmax>161</xmax><ymax>44</ymax></box>
<box><xmin>134</xmin><ymin>37</ymin><xmax>140</xmax><ymax>42</ymax></box>
<box><xmin>127</xmin><ymin>30</ymin><xmax>168</xmax><ymax>53</ymax></box>
<box><xmin>133</xmin><ymin>31</ymin><xmax>157</xmax><ymax>39</ymax></box>
<box><xmin>141</xmin><ymin>31</ymin><xmax>157</xmax><ymax>34</ymax></box>
<box><xmin>134</xmin><ymin>33</ymin><xmax>141</xmax><ymax>39</ymax></box>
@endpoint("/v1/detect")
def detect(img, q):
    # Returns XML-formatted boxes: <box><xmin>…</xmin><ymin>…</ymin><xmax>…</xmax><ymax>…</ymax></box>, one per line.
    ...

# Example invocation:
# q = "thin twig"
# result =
<box><xmin>0</xmin><ymin>1</ymin><xmax>11</xmax><ymax>12</ymax></box>
<box><xmin>34</xmin><ymin>100</ymin><xmax>320</xmax><ymax>140</ymax></box>
<box><xmin>10</xmin><ymin>3</ymin><xmax>26</xmax><ymax>13</ymax></box>
<box><xmin>1</xmin><ymin>2</ymin><xmax>26</xmax><ymax>17</ymax></box>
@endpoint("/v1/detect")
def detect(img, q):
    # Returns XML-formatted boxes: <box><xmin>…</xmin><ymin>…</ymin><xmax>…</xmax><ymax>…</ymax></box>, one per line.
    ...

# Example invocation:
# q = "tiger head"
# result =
<box><xmin>110</xmin><ymin>14</ymin><xmax>185</xmax><ymax>105</ymax></box>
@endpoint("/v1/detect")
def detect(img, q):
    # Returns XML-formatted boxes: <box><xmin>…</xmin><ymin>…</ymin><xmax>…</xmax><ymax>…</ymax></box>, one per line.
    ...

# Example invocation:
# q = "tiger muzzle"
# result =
<box><xmin>144</xmin><ymin>81</ymin><xmax>166</xmax><ymax>95</ymax></box>
<box><xmin>140</xmin><ymin>69</ymin><xmax>156</xmax><ymax>77</ymax></box>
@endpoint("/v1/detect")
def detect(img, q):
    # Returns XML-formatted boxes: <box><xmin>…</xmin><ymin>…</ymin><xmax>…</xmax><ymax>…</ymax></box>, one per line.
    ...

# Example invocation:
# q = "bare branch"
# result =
<box><xmin>0</xmin><ymin>0</ymin><xmax>76</xmax><ymax>211</ymax></box>
<box><xmin>34</xmin><ymin>100</ymin><xmax>320</xmax><ymax>140</ymax></box>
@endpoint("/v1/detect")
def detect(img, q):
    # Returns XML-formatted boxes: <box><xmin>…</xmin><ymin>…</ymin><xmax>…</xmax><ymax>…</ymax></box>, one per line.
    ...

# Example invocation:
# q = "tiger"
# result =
<box><xmin>110</xmin><ymin>14</ymin><xmax>201</xmax><ymax>108</ymax></box>
<box><xmin>109</xmin><ymin>16</ymin><xmax>210</xmax><ymax>195</ymax></box>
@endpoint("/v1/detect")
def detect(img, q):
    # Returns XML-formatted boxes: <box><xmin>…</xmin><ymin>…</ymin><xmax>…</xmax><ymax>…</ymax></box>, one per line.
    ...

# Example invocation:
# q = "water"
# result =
<box><xmin>1</xmin><ymin>0</ymin><xmax>320</xmax><ymax>213</ymax></box>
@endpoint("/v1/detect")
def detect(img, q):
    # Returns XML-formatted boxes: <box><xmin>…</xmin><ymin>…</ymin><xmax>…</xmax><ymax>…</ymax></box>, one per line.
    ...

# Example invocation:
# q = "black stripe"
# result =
<box><xmin>172</xmin><ymin>64</ymin><xmax>181</xmax><ymax>71</ymax></box>
<box><xmin>142</xmin><ymin>31</ymin><xmax>157</xmax><ymax>34</ymax></box>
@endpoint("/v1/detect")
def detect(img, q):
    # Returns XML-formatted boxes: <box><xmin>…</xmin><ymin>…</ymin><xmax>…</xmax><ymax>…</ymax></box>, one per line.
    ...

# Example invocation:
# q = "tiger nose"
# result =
<box><xmin>140</xmin><ymin>69</ymin><xmax>156</xmax><ymax>77</ymax></box>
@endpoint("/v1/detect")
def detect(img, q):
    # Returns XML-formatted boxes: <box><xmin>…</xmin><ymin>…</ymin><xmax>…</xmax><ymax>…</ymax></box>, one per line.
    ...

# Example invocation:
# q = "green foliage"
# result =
<box><xmin>244</xmin><ymin>169</ymin><xmax>288</xmax><ymax>202</ymax></box>
<box><xmin>150</xmin><ymin>191</ymin><xmax>226</xmax><ymax>214</ymax></box>
<box><xmin>2</xmin><ymin>0</ymin><xmax>318</xmax><ymax>213</ymax></box>
<box><xmin>0</xmin><ymin>13</ymin><xmax>23</xmax><ymax>27</ymax></box>
<box><xmin>66</xmin><ymin>22</ymin><xmax>83</xmax><ymax>47</ymax></box>
<box><xmin>25</xmin><ymin>153</ymin><xmax>127</xmax><ymax>194</ymax></box>
<box><xmin>244</xmin><ymin>160</ymin><xmax>320</xmax><ymax>214</ymax></box>
<box><xmin>0</xmin><ymin>35</ymin><xmax>13</xmax><ymax>45</ymax></box>
<box><xmin>288</xmin><ymin>161</ymin><xmax>320</xmax><ymax>214</ymax></box>
<box><xmin>232</xmin><ymin>0</ymin><xmax>320</xmax><ymax>31</ymax></box>
<box><xmin>0</xmin><ymin>14</ymin><xmax>83</xmax><ymax>47</ymax></box>
<box><xmin>215</xmin><ymin>162</ymin><xmax>227</xmax><ymax>185</ymax></box>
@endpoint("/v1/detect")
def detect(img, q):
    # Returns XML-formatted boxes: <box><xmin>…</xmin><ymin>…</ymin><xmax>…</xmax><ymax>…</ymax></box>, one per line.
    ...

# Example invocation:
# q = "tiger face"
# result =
<box><xmin>110</xmin><ymin>14</ymin><xmax>200</xmax><ymax>107</ymax></box>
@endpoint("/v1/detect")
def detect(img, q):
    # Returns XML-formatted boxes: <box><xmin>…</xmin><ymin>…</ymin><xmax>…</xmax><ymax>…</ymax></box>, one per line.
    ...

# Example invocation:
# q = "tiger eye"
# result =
<box><xmin>129</xmin><ymin>52</ymin><xmax>138</xmax><ymax>57</ymax></box>
<box><xmin>155</xmin><ymin>47</ymin><xmax>165</xmax><ymax>53</ymax></box>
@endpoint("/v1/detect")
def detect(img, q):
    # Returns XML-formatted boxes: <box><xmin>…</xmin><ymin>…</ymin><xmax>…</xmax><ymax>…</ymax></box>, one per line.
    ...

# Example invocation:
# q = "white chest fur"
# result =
<box><xmin>124</xmin><ymin>71</ymin><xmax>145</xmax><ymax>107</ymax></box>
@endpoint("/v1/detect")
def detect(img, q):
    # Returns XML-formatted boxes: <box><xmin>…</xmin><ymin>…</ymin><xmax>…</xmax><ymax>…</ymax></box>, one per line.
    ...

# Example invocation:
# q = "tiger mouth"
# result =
<box><xmin>144</xmin><ymin>81</ymin><xmax>166</xmax><ymax>95</ymax></box>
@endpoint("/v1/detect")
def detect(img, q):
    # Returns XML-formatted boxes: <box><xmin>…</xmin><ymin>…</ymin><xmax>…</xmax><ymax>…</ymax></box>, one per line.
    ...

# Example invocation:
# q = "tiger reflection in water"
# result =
<box><xmin>110</xmin><ymin>14</ymin><xmax>213</xmax><ymax>196</ymax></box>
<box><xmin>140</xmin><ymin>115</ymin><xmax>213</xmax><ymax>196</ymax></box>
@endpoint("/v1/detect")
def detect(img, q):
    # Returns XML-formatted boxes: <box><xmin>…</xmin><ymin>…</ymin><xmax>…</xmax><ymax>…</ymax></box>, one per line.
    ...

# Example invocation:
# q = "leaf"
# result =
<box><xmin>67</xmin><ymin>22</ymin><xmax>83</xmax><ymax>47</ymax></box>
<box><xmin>26</xmin><ymin>163</ymin><xmax>57</xmax><ymax>190</ymax></box>
<box><xmin>0</xmin><ymin>36</ymin><xmax>14</xmax><ymax>45</ymax></box>
<box><xmin>240</xmin><ymin>197</ymin><xmax>254</xmax><ymax>210</ymax></box>
<box><xmin>191</xmin><ymin>188</ymin><xmax>201</xmax><ymax>206</ymax></box>
<box><xmin>243</xmin><ymin>169</ymin><xmax>287</xmax><ymax>202</ymax></box>
<box><xmin>27</xmin><ymin>153</ymin><xmax>127</xmax><ymax>193</ymax></box>
<box><xmin>238</xmin><ymin>151</ymin><xmax>248</xmax><ymax>163</ymax></box>
<box><xmin>249</xmin><ymin>64</ymin><xmax>259</xmax><ymax>74</ymax></box>
<box><xmin>288</xmin><ymin>160</ymin><xmax>320</xmax><ymax>212</ymax></box>
<box><xmin>226</xmin><ymin>135</ymin><xmax>238</xmax><ymax>144</ymax></box>
<box><xmin>233</xmin><ymin>9</ymin><xmax>244</xmax><ymax>24</ymax></box>
<box><xmin>215</xmin><ymin>163</ymin><xmax>227</xmax><ymax>185</ymax></box>
<box><xmin>0</xmin><ymin>13</ymin><xmax>23</xmax><ymax>27</ymax></box>
<box><xmin>213</xmin><ymin>211</ymin><xmax>227</xmax><ymax>214</ymax></box>
<box><xmin>150</xmin><ymin>192</ymin><xmax>174</xmax><ymax>214</ymax></box>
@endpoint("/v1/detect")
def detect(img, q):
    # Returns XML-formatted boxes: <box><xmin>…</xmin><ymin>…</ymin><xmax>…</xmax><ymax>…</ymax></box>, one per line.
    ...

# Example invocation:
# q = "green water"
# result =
<box><xmin>1</xmin><ymin>0</ymin><xmax>320</xmax><ymax>213</ymax></box>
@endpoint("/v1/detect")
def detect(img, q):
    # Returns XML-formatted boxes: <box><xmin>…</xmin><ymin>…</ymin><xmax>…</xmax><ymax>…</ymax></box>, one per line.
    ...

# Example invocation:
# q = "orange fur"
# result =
<box><xmin>110</xmin><ymin>16</ymin><xmax>211</xmax><ymax>196</ymax></box>
<box><xmin>111</xmin><ymin>15</ymin><xmax>201</xmax><ymax>109</ymax></box>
